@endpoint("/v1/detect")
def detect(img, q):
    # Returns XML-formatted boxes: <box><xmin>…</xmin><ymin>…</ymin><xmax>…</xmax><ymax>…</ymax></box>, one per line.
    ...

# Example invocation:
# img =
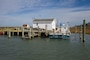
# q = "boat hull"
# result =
<box><xmin>49</xmin><ymin>34</ymin><xmax>70</xmax><ymax>39</ymax></box>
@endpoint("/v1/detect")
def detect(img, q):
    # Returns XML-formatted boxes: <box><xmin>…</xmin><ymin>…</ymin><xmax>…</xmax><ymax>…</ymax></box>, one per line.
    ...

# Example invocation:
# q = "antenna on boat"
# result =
<box><xmin>67</xmin><ymin>22</ymin><xmax>70</xmax><ymax>29</ymax></box>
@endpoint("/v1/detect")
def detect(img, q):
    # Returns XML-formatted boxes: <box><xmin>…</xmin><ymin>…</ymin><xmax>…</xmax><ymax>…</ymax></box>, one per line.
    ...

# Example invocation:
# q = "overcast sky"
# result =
<box><xmin>0</xmin><ymin>0</ymin><xmax>90</xmax><ymax>27</ymax></box>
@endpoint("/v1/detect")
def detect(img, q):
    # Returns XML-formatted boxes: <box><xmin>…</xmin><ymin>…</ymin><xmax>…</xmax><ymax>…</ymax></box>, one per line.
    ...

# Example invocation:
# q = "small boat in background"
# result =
<box><xmin>49</xmin><ymin>23</ymin><xmax>71</xmax><ymax>39</ymax></box>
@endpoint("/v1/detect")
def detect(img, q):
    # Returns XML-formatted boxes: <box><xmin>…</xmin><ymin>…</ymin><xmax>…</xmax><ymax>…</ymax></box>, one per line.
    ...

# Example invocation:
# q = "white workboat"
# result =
<box><xmin>49</xmin><ymin>23</ymin><xmax>71</xmax><ymax>39</ymax></box>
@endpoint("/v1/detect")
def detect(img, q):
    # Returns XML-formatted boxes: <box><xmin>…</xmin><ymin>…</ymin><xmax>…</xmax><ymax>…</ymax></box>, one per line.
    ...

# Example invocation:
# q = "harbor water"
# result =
<box><xmin>0</xmin><ymin>34</ymin><xmax>90</xmax><ymax>60</ymax></box>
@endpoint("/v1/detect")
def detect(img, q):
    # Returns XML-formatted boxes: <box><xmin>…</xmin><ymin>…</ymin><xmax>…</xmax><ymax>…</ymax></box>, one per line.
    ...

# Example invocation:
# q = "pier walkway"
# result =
<box><xmin>0</xmin><ymin>27</ymin><xmax>49</xmax><ymax>39</ymax></box>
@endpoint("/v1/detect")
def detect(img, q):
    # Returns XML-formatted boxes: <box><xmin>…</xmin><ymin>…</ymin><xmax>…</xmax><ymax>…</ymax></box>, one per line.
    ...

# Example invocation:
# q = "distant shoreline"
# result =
<box><xmin>70</xmin><ymin>25</ymin><xmax>90</xmax><ymax>34</ymax></box>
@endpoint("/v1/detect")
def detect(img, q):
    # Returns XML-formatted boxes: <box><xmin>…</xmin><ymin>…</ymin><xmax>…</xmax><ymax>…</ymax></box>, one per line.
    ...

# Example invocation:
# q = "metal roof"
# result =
<box><xmin>33</xmin><ymin>19</ymin><xmax>54</xmax><ymax>24</ymax></box>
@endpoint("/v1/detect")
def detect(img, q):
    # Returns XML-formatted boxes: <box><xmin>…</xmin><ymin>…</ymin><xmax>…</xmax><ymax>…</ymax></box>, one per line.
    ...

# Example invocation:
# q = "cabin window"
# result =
<box><xmin>56</xmin><ymin>28</ymin><xmax>58</xmax><ymax>30</ymax></box>
<box><xmin>64</xmin><ymin>27</ymin><xmax>66</xmax><ymax>29</ymax></box>
<box><xmin>36</xmin><ymin>23</ymin><xmax>38</xmax><ymax>26</ymax></box>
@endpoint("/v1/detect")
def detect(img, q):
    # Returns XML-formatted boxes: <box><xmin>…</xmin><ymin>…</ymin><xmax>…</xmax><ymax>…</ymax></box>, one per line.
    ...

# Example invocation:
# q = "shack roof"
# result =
<box><xmin>33</xmin><ymin>19</ymin><xmax>54</xmax><ymax>24</ymax></box>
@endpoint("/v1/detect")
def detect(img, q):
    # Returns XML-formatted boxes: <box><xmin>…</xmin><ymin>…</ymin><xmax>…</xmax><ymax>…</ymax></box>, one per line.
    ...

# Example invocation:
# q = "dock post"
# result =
<box><xmin>17</xmin><ymin>31</ymin><xmax>19</xmax><ymax>36</ymax></box>
<box><xmin>80</xmin><ymin>25</ymin><xmax>82</xmax><ymax>40</ymax></box>
<box><xmin>45</xmin><ymin>25</ymin><xmax>48</xmax><ymax>36</ymax></box>
<box><xmin>12</xmin><ymin>32</ymin><xmax>14</xmax><ymax>36</ymax></box>
<box><xmin>17</xmin><ymin>27</ymin><xmax>19</xmax><ymax>36</ymax></box>
<box><xmin>32</xmin><ymin>28</ymin><xmax>34</xmax><ymax>38</ymax></box>
<box><xmin>75</xmin><ymin>26</ymin><xmax>77</xmax><ymax>40</ymax></box>
<box><xmin>28</xmin><ymin>27</ymin><xmax>31</xmax><ymax>39</ymax></box>
<box><xmin>3</xmin><ymin>31</ymin><xmax>5</xmax><ymax>35</ymax></box>
<box><xmin>8</xmin><ymin>30</ymin><xmax>11</xmax><ymax>38</ymax></box>
<box><xmin>82</xmin><ymin>19</ymin><xmax>86</xmax><ymax>42</ymax></box>
<box><xmin>38</xmin><ymin>26</ymin><xmax>40</xmax><ymax>37</ymax></box>
<box><xmin>7</xmin><ymin>28</ymin><xmax>9</xmax><ymax>35</ymax></box>
<box><xmin>22</xmin><ymin>27</ymin><xmax>24</xmax><ymax>38</ymax></box>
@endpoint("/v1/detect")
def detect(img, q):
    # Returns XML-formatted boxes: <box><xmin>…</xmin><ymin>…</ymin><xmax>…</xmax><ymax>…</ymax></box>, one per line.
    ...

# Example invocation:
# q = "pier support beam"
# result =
<box><xmin>80</xmin><ymin>25</ymin><xmax>82</xmax><ymax>40</ymax></box>
<box><xmin>17</xmin><ymin>31</ymin><xmax>19</xmax><ymax>36</ymax></box>
<box><xmin>32</xmin><ymin>28</ymin><xmax>34</xmax><ymax>38</ymax></box>
<box><xmin>22</xmin><ymin>27</ymin><xmax>24</xmax><ymax>38</ymax></box>
<box><xmin>3</xmin><ymin>31</ymin><xmax>5</xmax><ymax>35</ymax></box>
<box><xmin>17</xmin><ymin>27</ymin><xmax>19</xmax><ymax>36</ymax></box>
<box><xmin>12</xmin><ymin>32</ymin><xmax>14</xmax><ymax>36</ymax></box>
<box><xmin>38</xmin><ymin>26</ymin><xmax>40</xmax><ymax>37</ymax></box>
<box><xmin>45</xmin><ymin>25</ymin><xmax>48</xmax><ymax>36</ymax></box>
<box><xmin>7</xmin><ymin>28</ymin><xmax>9</xmax><ymax>35</ymax></box>
<box><xmin>28</xmin><ymin>27</ymin><xmax>32</xmax><ymax>39</ymax></box>
<box><xmin>8</xmin><ymin>30</ymin><xmax>11</xmax><ymax>38</ymax></box>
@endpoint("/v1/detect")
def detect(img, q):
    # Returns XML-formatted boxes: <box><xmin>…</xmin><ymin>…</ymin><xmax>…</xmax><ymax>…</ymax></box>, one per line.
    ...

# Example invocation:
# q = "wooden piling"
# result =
<box><xmin>82</xmin><ymin>19</ymin><xmax>86</xmax><ymax>42</ymax></box>
<box><xmin>3</xmin><ymin>31</ymin><xmax>5</xmax><ymax>35</ymax></box>
<box><xmin>6</xmin><ymin>28</ymin><xmax>8</xmax><ymax>36</ymax></box>
<box><xmin>75</xmin><ymin>26</ymin><xmax>77</xmax><ymax>40</ymax></box>
<box><xmin>45</xmin><ymin>25</ymin><xmax>48</xmax><ymax>36</ymax></box>
<box><xmin>80</xmin><ymin>25</ymin><xmax>82</xmax><ymax>40</ymax></box>
<box><xmin>22</xmin><ymin>27</ymin><xmax>24</xmax><ymax>38</ymax></box>
<box><xmin>17</xmin><ymin>27</ymin><xmax>19</xmax><ymax>36</ymax></box>
<box><xmin>32</xmin><ymin>28</ymin><xmax>34</xmax><ymax>38</ymax></box>
<box><xmin>8</xmin><ymin>30</ymin><xmax>11</xmax><ymax>38</ymax></box>
<box><xmin>38</xmin><ymin>26</ymin><xmax>40</xmax><ymax>36</ymax></box>
<box><xmin>12</xmin><ymin>32</ymin><xmax>14</xmax><ymax>36</ymax></box>
<box><xmin>28</xmin><ymin>27</ymin><xmax>32</xmax><ymax>39</ymax></box>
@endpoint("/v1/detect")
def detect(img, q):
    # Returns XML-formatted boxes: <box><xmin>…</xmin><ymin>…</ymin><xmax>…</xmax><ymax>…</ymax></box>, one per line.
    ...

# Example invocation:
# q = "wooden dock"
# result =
<box><xmin>0</xmin><ymin>26</ymin><xmax>49</xmax><ymax>39</ymax></box>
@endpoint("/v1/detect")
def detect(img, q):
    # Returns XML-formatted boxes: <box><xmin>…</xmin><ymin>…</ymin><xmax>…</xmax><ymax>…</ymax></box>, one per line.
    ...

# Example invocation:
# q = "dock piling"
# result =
<box><xmin>45</xmin><ymin>25</ymin><xmax>48</xmax><ymax>36</ymax></box>
<box><xmin>17</xmin><ymin>27</ymin><xmax>19</xmax><ymax>36</ymax></box>
<box><xmin>38</xmin><ymin>26</ymin><xmax>40</xmax><ymax>36</ymax></box>
<box><xmin>8</xmin><ymin>30</ymin><xmax>11</xmax><ymax>38</ymax></box>
<box><xmin>12</xmin><ymin>32</ymin><xmax>14</xmax><ymax>36</ymax></box>
<box><xmin>22</xmin><ymin>27</ymin><xmax>24</xmax><ymax>38</ymax></box>
<box><xmin>32</xmin><ymin>28</ymin><xmax>34</xmax><ymax>38</ymax></box>
<box><xmin>80</xmin><ymin>25</ymin><xmax>82</xmax><ymax>40</ymax></box>
<box><xmin>28</xmin><ymin>27</ymin><xmax>32</xmax><ymax>39</ymax></box>
<box><xmin>82</xmin><ymin>19</ymin><xmax>86</xmax><ymax>42</ymax></box>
